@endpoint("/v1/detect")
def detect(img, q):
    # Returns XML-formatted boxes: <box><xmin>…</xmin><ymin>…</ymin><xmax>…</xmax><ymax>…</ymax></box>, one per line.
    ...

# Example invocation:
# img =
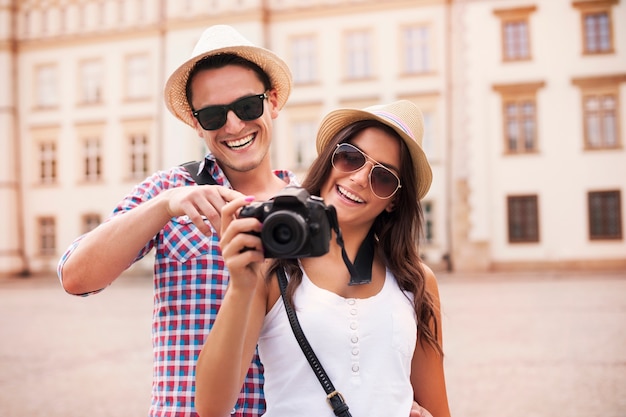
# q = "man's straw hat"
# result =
<box><xmin>316</xmin><ymin>100</ymin><xmax>432</xmax><ymax>200</ymax></box>
<box><xmin>164</xmin><ymin>25</ymin><xmax>292</xmax><ymax>127</ymax></box>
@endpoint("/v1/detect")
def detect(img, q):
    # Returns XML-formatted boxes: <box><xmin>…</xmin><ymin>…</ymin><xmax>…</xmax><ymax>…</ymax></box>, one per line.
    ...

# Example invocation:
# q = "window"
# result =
<box><xmin>129</xmin><ymin>133</ymin><xmax>149</xmax><ymax>179</ymax></box>
<box><xmin>588</xmin><ymin>191</ymin><xmax>622</xmax><ymax>240</ymax></box>
<box><xmin>422</xmin><ymin>201</ymin><xmax>434</xmax><ymax>244</ymax></box>
<box><xmin>39</xmin><ymin>142</ymin><xmax>57</xmax><ymax>184</ymax></box>
<box><xmin>507</xmin><ymin>195</ymin><xmax>539</xmax><ymax>243</ymax></box>
<box><xmin>78</xmin><ymin>3</ymin><xmax>85</xmax><ymax>29</ymax></box>
<box><xmin>97</xmin><ymin>1</ymin><xmax>106</xmax><ymax>27</ymax></box>
<box><xmin>344</xmin><ymin>30</ymin><xmax>373</xmax><ymax>80</ymax></box>
<box><xmin>83</xmin><ymin>137</ymin><xmax>102</xmax><ymax>181</ymax></box>
<box><xmin>125</xmin><ymin>54</ymin><xmax>150</xmax><ymax>100</ymax></box>
<box><xmin>493</xmin><ymin>6</ymin><xmax>536</xmax><ymax>62</ymax></box>
<box><xmin>59</xmin><ymin>7</ymin><xmax>67</xmax><ymax>33</ymax></box>
<box><xmin>80</xmin><ymin>59</ymin><xmax>103</xmax><ymax>104</ymax></box>
<box><xmin>38</xmin><ymin>216</ymin><xmax>56</xmax><ymax>256</ymax></box>
<box><xmin>402</xmin><ymin>25</ymin><xmax>431</xmax><ymax>74</ymax></box>
<box><xmin>421</xmin><ymin>111</ymin><xmax>435</xmax><ymax>160</ymax></box>
<box><xmin>36</xmin><ymin>64</ymin><xmax>58</xmax><ymax>108</ymax></box>
<box><xmin>41</xmin><ymin>9</ymin><xmax>49</xmax><ymax>34</ymax></box>
<box><xmin>290</xmin><ymin>35</ymin><xmax>317</xmax><ymax>84</ymax></box>
<box><xmin>573</xmin><ymin>0</ymin><xmax>617</xmax><ymax>54</ymax></box>
<box><xmin>493</xmin><ymin>82</ymin><xmax>545</xmax><ymax>154</ymax></box>
<box><xmin>291</xmin><ymin>120</ymin><xmax>317</xmax><ymax>170</ymax></box>
<box><xmin>572</xmin><ymin>74</ymin><xmax>625</xmax><ymax>150</ymax></box>
<box><xmin>82</xmin><ymin>213</ymin><xmax>101</xmax><ymax>234</ymax></box>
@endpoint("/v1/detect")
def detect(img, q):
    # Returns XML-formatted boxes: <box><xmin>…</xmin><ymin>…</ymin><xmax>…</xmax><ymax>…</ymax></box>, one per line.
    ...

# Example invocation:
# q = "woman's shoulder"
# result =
<box><xmin>421</xmin><ymin>262</ymin><xmax>441</xmax><ymax>299</ymax></box>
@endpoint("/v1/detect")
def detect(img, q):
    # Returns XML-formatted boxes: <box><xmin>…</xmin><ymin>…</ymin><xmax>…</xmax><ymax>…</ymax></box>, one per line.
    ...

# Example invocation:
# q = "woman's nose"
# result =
<box><xmin>349</xmin><ymin>161</ymin><xmax>372</xmax><ymax>188</ymax></box>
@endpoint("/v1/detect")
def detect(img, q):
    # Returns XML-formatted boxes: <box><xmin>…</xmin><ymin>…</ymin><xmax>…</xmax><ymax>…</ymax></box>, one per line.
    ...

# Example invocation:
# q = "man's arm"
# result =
<box><xmin>60</xmin><ymin>185</ymin><xmax>244</xmax><ymax>295</ymax></box>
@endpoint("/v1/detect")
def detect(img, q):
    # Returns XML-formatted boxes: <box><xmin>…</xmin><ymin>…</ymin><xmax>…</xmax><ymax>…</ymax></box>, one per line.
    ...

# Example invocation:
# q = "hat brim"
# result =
<box><xmin>316</xmin><ymin>109</ymin><xmax>433</xmax><ymax>200</ymax></box>
<box><xmin>164</xmin><ymin>45</ymin><xmax>292</xmax><ymax>127</ymax></box>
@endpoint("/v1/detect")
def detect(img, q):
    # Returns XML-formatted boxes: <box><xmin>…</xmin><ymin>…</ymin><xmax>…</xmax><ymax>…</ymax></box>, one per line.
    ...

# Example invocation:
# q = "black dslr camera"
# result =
<box><xmin>239</xmin><ymin>186</ymin><xmax>334</xmax><ymax>258</ymax></box>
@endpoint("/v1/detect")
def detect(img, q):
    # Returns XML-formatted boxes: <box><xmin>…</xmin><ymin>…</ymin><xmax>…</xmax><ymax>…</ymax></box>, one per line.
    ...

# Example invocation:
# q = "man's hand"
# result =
<box><xmin>410</xmin><ymin>401</ymin><xmax>433</xmax><ymax>417</ymax></box>
<box><xmin>163</xmin><ymin>185</ymin><xmax>245</xmax><ymax>237</ymax></box>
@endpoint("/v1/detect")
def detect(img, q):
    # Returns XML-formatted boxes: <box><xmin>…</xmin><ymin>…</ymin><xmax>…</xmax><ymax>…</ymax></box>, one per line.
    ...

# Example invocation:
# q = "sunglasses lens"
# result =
<box><xmin>370</xmin><ymin>167</ymin><xmax>399</xmax><ymax>198</ymax></box>
<box><xmin>332</xmin><ymin>144</ymin><xmax>367</xmax><ymax>172</ymax></box>
<box><xmin>233</xmin><ymin>95</ymin><xmax>265</xmax><ymax>121</ymax></box>
<box><xmin>197</xmin><ymin>108</ymin><xmax>226</xmax><ymax>130</ymax></box>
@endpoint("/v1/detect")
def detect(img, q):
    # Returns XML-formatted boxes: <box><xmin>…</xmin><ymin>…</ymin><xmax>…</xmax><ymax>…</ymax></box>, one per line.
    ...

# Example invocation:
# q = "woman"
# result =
<box><xmin>195</xmin><ymin>100</ymin><xmax>451</xmax><ymax>417</ymax></box>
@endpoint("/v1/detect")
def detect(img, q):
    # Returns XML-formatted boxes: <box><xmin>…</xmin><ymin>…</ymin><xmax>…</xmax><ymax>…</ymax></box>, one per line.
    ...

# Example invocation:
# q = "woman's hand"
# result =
<box><xmin>219</xmin><ymin>196</ymin><xmax>265</xmax><ymax>289</ymax></box>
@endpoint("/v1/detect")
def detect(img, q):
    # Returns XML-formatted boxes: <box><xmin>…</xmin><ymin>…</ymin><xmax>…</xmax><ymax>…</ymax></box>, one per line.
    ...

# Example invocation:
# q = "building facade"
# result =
<box><xmin>0</xmin><ymin>0</ymin><xmax>624</xmax><ymax>276</ymax></box>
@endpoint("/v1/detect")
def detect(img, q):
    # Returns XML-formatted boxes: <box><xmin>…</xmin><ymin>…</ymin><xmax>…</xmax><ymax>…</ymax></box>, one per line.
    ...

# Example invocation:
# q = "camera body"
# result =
<box><xmin>239</xmin><ymin>186</ymin><xmax>333</xmax><ymax>258</ymax></box>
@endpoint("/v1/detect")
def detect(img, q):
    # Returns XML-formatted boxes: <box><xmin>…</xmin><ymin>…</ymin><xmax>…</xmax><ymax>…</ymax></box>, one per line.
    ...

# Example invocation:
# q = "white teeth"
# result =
<box><xmin>338</xmin><ymin>185</ymin><xmax>364</xmax><ymax>203</ymax></box>
<box><xmin>225</xmin><ymin>133</ymin><xmax>254</xmax><ymax>149</ymax></box>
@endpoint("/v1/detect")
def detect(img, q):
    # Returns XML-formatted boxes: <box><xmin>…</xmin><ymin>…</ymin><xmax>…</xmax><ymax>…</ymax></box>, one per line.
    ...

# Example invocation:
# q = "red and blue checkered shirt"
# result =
<box><xmin>58</xmin><ymin>156</ymin><xmax>297</xmax><ymax>417</ymax></box>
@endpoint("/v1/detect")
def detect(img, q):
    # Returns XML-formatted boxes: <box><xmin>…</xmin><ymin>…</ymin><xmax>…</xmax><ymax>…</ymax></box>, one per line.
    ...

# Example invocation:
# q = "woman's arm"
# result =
<box><xmin>411</xmin><ymin>265</ymin><xmax>452</xmax><ymax>417</ymax></box>
<box><xmin>194</xmin><ymin>196</ymin><xmax>269</xmax><ymax>417</ymax></box>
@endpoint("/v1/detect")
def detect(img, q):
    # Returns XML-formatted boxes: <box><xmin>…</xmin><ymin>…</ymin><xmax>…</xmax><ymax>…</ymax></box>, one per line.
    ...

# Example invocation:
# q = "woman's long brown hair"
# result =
<box><xmin>268</xmin><ymin>120</ymin><xmax>442</xmax><ymax>354</ymax></box>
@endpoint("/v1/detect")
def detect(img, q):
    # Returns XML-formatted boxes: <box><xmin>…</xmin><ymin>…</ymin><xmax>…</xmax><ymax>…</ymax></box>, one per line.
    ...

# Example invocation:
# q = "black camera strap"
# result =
<box><xmin>181</xmin><ymin>160</ymin><xmax>217</xmax><ymax>186</ymax></box>
<box><xmin>277</xmin><ymin>267</ymin><xmax>353</xmax><ymax>417</ymax></box>
<box><xmin>327</xmin><ymin>206</ymin><xmax>374</xmax><ymax>285</ymax></box>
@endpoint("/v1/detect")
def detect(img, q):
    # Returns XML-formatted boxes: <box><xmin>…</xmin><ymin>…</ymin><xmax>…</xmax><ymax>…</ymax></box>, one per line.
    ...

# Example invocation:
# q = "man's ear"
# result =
<box><xmin>267</xmin><ymin>89</ymin><xmax>280</xmax><ymax>119</ymax></box>
<box><xmin>189</xmin><ymin>113</ymin><xmax>204</xmax><ymax>137</ymax></box>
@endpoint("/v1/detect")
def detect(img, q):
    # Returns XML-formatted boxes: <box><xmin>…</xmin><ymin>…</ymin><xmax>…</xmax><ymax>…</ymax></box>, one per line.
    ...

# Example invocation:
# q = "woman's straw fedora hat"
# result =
<box><xmin>164</xmin><ymin>25</ymin><xmax>292</xmax><ymax>127</ymax></box>
<box><xmin>316</xmin><ymin>100</ymin><xmax>432</xmax><ymax>200</ymax></box>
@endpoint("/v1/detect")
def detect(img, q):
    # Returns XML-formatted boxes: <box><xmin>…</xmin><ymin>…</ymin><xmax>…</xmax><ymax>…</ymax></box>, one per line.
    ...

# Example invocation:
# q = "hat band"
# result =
<box><xmin>371</xmin><ymin>110</ymin><xmax>414</xmax><ymax>140</ymax></box>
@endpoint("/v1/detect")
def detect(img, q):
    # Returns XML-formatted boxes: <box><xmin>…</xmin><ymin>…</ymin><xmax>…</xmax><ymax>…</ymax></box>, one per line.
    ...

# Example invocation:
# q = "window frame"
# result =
<box><xmin>290</xmin><ymin>34</ymin><xmax>318</xmax><ymax>85</ymax></box>
<box><xmin>128</xmin><ymin>132</ymin><xmax>149</xmax><ymax>180</ymax></box>
<box><xmin>507</xmin><ymin>195</ymin><xmax>540</xmax><ymax>243</ymax></box>
<box><xmin>572</xmin><ymin>0</ymin><xmax>618</xmax><ymax>55</ymax></box>
<box><xmin>493</xmin><ymin>6</ymin><xmax>537</xmax><ymax>62</ymax></box>
<box><xmin>35</xmin><ymin>63</ymin><xmax>58</xmax><ymax>109</ymax></box>
<box><xmin>588</xmin><ymin>190</ymin><xmax>623</xmax><ymax>240</ymax></box>
<box><xmin>572</xmin><ymin>74</ymin><xmax>626</xmax><ymax>150</ymax></box>
<box><xmin>343</xmin><ymin>29</ymin><xmax>374</xmax><ymax>80</ymax></box>
<box><xmin>78</xmin><ymin>58</ymin><xmax>104</xmax><ymax>105</ymax></box>
<box><xmin>400</xmin><ymin>23</ymin><xmax>433</xmax><ymax>75</ymax></box>
<box><xmin>38</xmin><ymin>141</ymin><xmax>57</xmax><ymax>184</ymax></box>
<box><xmin>38</xmin><ymin>216</ymin><xmax>56</xmax><ymax>256</ymax></box>
<box><xmin>493</xmin><ymin>82</ymin><xmax>545</xmax><ymax>154</ymax></box>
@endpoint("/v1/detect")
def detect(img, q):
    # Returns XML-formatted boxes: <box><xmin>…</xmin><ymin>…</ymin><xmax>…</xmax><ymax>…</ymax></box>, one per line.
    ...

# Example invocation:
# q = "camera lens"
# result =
<box><xmin>261</xmin><ymin>210</ymin><xmax>307</xmax><ymax>257</ymax></box>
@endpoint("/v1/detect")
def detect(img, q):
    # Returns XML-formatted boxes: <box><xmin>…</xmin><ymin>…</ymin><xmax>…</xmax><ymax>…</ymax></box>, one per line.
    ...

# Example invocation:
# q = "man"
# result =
<box><xmin>58</xmin><ymin>25</ymin><xmax>294</xmax><ymax>417</ymax></box>
<box><xmin>58</xmin><ymin>25</ymin><xmax>431</xmax><ymax>417</ymax></box>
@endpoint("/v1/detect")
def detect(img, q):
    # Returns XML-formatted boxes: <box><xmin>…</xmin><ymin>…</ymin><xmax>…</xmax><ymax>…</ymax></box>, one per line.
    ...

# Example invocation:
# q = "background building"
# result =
<box><xmin>0</xmin><ymin>0</ymin><xmax>624</xmax><ymax>276</ymax></box>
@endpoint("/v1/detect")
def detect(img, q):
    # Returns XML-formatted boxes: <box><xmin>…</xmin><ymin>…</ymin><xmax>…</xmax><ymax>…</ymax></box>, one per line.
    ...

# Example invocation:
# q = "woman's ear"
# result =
<box><xmin>385</xmin><ymin>200</ymin><xmax>396</xmax><ymax>213</ymax></box>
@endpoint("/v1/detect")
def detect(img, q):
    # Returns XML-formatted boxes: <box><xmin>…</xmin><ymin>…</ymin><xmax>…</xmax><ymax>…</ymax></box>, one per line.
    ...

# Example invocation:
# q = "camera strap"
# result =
<box><xmin>277</xmin><ymin>267</ymin><xmax>353</xmax><ymax>417</ymax></box>
<box><xmin>181</xmin><ymin>160</ymin><xmax>218</xmax><ymax>186</ymax></box>
<box><xmin>327</xmin><ymin>206</ymin><xmax>374</xmax><ymax>286</ymax></box>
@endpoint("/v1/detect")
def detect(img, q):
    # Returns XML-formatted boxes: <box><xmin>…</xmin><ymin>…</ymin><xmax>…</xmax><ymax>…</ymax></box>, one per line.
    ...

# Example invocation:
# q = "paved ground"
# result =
<box><xmin>0</xmin><ymin>269</ymin><xmax>624</xmax><ymax>417</ymax></box>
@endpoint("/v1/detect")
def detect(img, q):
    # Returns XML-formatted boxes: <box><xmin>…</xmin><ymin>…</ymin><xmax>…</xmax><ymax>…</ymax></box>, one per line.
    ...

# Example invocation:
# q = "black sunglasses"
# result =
<box><xmin>192</xmin><ymin>92</ymin><xmax>268</xmax><ymax>131</ymax></box>
<box><xmin>331</xmin><ymin>143</ymin><xmax>402</xmax><ymax>199</ymax></box>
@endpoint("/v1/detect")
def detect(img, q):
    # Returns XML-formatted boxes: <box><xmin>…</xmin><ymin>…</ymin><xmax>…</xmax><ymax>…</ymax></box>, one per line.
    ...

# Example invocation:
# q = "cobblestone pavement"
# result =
<box><xmin>0</xmin><ymin>270</ymin><xmax>624</xmax><ymax>417</ymax></box>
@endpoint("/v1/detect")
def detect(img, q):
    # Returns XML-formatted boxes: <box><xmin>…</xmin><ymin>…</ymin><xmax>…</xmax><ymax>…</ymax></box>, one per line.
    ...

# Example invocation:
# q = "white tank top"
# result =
<box><xmin>258</xmin><ymin>267</ymin><xmax>417</xmax><ymax>417</ymax></box>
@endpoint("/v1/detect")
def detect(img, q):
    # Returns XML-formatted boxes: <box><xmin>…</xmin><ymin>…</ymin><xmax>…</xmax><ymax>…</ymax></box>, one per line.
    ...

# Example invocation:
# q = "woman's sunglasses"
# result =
<box><xmin>331</xmin><ymin>143</ymin><xmax>402</xmax><ymax>199</ymax></box>
<box><xmin>192</xmin><ymin>92</ymin><xmax>268</xmax><ymax>131</ymax></box>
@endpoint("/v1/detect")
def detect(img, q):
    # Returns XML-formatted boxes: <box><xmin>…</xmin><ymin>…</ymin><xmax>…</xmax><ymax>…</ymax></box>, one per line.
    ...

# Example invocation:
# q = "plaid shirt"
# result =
<box><xmin>58</xmin><ymin>155</ymin><xmax>298</xmax><ymax>417</ymax></box>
